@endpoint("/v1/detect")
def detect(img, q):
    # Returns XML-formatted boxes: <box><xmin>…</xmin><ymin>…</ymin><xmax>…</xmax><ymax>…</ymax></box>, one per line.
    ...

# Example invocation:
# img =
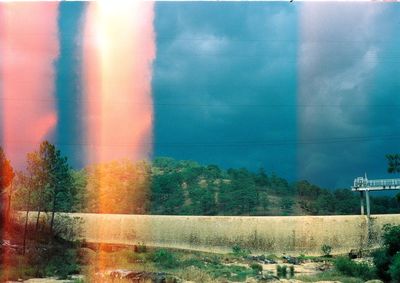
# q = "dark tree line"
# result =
<box><xmin>2</xmin><ymin>146</ymin><xmax>400</xmax><ymax>217</ymax></box>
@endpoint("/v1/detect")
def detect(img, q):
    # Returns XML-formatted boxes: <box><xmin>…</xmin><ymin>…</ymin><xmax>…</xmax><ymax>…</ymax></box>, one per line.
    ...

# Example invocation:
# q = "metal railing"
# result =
<box><xmin>351</xmin><ymin>175</ymin><xmax>400</xmax><ymax>217</ymax></box>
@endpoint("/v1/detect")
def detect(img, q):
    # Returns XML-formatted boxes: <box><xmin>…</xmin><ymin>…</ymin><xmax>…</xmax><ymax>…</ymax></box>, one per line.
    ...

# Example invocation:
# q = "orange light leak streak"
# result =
<box><xmin>82</xmin><ymin>1</ymin><xmax>155</xmax><ymax>273</ymax></box>
<box><xmin>0</xmin><ymin>2</ymin><xmax>59</xmax><ymax>278</ymax></box>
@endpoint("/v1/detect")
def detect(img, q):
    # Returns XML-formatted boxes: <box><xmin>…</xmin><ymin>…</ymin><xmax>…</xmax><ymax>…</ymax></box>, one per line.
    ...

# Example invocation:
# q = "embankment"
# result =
<box><xmin>22</xmin><ymin>213</ymin><xmax>400</xmax><ymax>255</ymax></box>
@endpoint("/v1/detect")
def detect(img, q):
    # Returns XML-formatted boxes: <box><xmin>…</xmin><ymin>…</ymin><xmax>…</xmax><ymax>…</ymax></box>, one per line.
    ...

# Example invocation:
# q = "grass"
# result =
<box><xmin>296</xmin><ymin>270</ymin><xmax>364</xmax><ymax>283</ymax></box>
<box><xmin>1</xmin><ymin>244</ymin><xmax>380</xmax><ymax>283</ymax></box>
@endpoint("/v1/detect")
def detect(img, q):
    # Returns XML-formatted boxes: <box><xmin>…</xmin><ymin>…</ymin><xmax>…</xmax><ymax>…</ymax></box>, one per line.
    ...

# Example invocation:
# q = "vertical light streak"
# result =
<box><xmin>0</xmin><ymin>2</ymin><xmax>59</xmax><ymax>278</ymax></box>
<box><xmin>297</xmin><ymin>3</ymin><xmax>378</xmax><ymax>185</ymax></box>
<box><xmin>82</xmin><ymin>1</ymin><xmax>155</xmax><ymax>273</ymax></box>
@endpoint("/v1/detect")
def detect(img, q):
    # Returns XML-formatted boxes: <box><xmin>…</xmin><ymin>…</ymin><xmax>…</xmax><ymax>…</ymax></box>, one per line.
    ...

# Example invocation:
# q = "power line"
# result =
<box><xmin>2</xmin><ymin>134</ymin><xmax>400</xmax><ymax>148</ymax></box>
<box><xmin>2</xmin><ymin>96</ymin><xmax>400</xmax><ymax>109</ymax></box>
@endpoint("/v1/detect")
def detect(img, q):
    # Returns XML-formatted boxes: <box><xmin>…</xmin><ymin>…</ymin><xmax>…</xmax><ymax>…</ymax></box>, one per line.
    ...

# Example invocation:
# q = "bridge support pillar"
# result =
<box><xmin>365</xmin><ymin>190</ymin><xmax>370</xmax><ymax>217</ymax></box>
<box><xmin>360</xmin><ymin>191</ymin><xmax>364</xmax><ymax>215</ymax></box>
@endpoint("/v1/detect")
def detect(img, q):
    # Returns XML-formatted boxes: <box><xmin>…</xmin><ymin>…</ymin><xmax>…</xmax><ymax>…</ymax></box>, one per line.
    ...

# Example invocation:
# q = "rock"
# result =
<box><xmin>364</xmin><ymin>280</ymin><xmax>384</xmax><ymax>283</ymax></box>
<box><xmin>283</xmin><ymin>255</ymin><xmax>300</xmax><ymax>265</ymax></box>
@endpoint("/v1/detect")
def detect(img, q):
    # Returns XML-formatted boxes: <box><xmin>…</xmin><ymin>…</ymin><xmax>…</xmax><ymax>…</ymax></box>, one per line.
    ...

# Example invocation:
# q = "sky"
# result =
<box><xmin>1</xmin><ymin>2</ymin><xmax>400</xmax><ymax>189</ymax></box>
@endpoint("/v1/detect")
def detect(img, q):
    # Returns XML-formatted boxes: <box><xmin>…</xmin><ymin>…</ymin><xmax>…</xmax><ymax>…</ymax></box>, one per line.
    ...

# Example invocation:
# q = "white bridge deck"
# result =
<box><xmin>351</xmin><ymin>176</ymin><xmax>400</xmax><ymax>216</ymax></box>
<box><xmin>352</xmin><ymin>177</ymin><xmax>400</xmax><ymax>191</ymax></box>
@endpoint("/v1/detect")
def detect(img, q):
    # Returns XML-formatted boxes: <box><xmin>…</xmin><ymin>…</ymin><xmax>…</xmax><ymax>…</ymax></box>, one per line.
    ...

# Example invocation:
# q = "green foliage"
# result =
<box><xmin>13</xmin><ymin>154</ymin><xmax>400</xmax><ymax>216</ymax></box>
<box><xmin>152</xmin><ymin>249</ymin><xmax>179</xmax><ymax>268</ymax></box>
<box><xmin>372</xmin><ymin>249</ymin><xmax>391</xmax><ymax>281</ymax></box>
<box><xmin>321</xmin><ymin>244</ymin><xmax>332</xmax><ymax>257</ymax></box>
<box><xmin>373</xmin><ymin>224</ymin><xmax>400</xmax><ymax>282</ymax></box>
<box><xmin>289</xmin><ymin>265</ymin><xmax>294</xmax><ymax>277</ymax></box>
<box><xmin>44</xmin><ymin>249</ymin><xmax>79</xmax><ymax>279</ymax></box>
<box><xmin>296</xmin><ymin>270</ymin><xmax>364</xmax><ymax>283</ymax></box>
<box><xmin>250</xmin><ymin>263</ymin><xmax>262</xmax><ymax>274</ymax></box>
<box><xmin>231</xmin><ymin>245</ymin><xmax>251</xmax><ymax>257</ymax></box>
<box><xmin>383</xmin><ymin>224</ymin><xmax>400</xmax><ymax>256</ymax></box>
<box><xmin>280</xmin><ymin>197</ymin><xmax>294</xmax><ymax>215</ymax></box>
<box><xmin>389</xmin><ymin>253</ymin><xmax>400</xmax><ymax>282</ymax></box>
<box><xmin>334</xmin><ymin>257</ymin><xmax>376</xmax><ymax>280</ymax></box>
<box><xmin>386</xmin><ymin>154</ymin><xmax>400</xmax><ymax>174</ymax></box>
<box><xmin>208</xmin><ymin>264</ymin><xmax>252</xmax><ymax>281</ymax></box>
<box><xmin>25</xmin><ymin>141</ymin><xmax>75</xmax><ymax>217</ymax></box>
<box><xmin>134</xmin><ymin>242</ymin><xmax>147</xmax><ymax>253</ymax></box>
<box><xmin>277</xmin><ymin>265</ymin><xmax>287</xmax><ymax>277</ymax></box>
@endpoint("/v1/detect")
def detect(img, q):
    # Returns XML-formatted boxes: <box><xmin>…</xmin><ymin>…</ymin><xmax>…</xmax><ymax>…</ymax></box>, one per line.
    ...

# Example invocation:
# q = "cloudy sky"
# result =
<box><xmin>1</xmin><ymin>2</ymin><xmax>400</xmax><ymax>189</ymax></box>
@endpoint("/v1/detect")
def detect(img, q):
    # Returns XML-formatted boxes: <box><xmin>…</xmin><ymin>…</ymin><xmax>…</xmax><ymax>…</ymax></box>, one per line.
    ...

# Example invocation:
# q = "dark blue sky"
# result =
<box><xmin>6</xmin><ymin>2</ymin><xmax>400</xmax><ymax>189</ymax></box>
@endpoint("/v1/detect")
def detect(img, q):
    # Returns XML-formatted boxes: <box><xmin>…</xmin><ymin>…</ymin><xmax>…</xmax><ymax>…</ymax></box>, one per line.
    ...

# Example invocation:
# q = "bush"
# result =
<box><xmin>372</xmin><ymin>249</ymin><xmax>391</xmax><ymax>281</ymax></box>
<box><xmin>389</xmin><ymin>253</ymin><xmax>400</xmax><ymax>282</ymax></box>
<box><xmin>373</xmin><ymin>224</ymin><xmax>400</xmax><ymax>282</ymax></box>
<box><xmin>232</xmin><ymin>244</ymin><xmax>251</xmax><ymax>257</ymax></box>
<box><xmin>383</xmin><ymin>224</ymin><xmax>400</xmax><ymax>256</ymax></box>
<box><xmin>250</xmin><ymin>263</ymin><xmax>262</xmax><ymax>274</ymax></box>
<box><xmin>152</xmin><ymin>249</ymin><xmax>179</xmax><ymax>268</ymax></box>
<box><xmin>277</xmin><ymin>265</ymin><xmax>287</xmax><ymax>277</ymax></box>
<box><xmin>134</xmin><ymin>242</ymin><xmax>147</xmax><ymax>253</ymax></box>
<box><xmin>321</xmin><ymin>244</ymin><xmax>332</xmax><ymax>257</ymax></box>
<box><xmin>289</xmin><ymin>265</ymin><xmax>295</xmax><ymax>277</ymax></box>
<box><xmin>334</xmin><ymin>256</ymin><xmax>376</xmax><ymax>280</ymax></box>
<box><xmin>44</xmin><ymin>249</ymin><xmax>79</xmax><ymax>279</ymax></box>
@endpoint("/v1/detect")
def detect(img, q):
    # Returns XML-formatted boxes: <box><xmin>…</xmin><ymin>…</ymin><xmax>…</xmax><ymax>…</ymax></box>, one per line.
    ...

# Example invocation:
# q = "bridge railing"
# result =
<box><xmin>352</xmin><ymin>177</ymin><xmax>400</xmax><ymax>191</ymax></box>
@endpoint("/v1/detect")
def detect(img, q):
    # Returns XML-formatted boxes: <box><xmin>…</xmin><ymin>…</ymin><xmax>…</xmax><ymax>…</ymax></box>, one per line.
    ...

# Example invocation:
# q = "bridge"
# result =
<box><xmin>352</xmin><ymin>175</ymin><xmax>400</xmax><ymax>217</ymax></box>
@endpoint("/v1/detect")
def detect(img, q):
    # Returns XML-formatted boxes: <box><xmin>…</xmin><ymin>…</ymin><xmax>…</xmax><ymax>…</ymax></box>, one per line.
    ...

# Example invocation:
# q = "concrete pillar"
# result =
<box><xmin>360</xmin><ymin>191</ymin><xmax>364</xmax><ymax>215</ymax></box>
<box><xmin>365</xmin><ymin>190</ymin><xmax>371</xmax><ymax>217</ymax></box>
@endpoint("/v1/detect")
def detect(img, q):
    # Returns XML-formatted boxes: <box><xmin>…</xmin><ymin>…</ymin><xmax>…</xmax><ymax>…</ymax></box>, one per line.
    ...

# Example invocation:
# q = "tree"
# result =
<box><xmin>386</xmin><ymin>154</ymin><xmax>400</xmax><ymax>174</ymax></box>
<box><xmin>85</xmin><ymin>160</ymin><xmax>151</xmax><ymax>214</ymax></box>
<box><xmin>386</xmin><ymin>154</ymin><xmax>400</xmax><ymax>202</ymax></box>
<box><xmin>0</xmin><ymin>147</ymin><xmax>15</xmax><ymax>225</ymax></box>
<box><xmin>255</xmin><ymin>167</ymin><xmax>269</xmax><ymax>188</ymax></box>
<box><xmin>26</xmin><ymin>141</ymin><xmax>74</xmax><ymax>232</ymax></box>
<box><xmin>150</xmin><ymin>172</ymin><xmax>184</xmax><ymax>214</ymax></box>
<box><xmin>0</xmin><ymin>147</ymin><xmax>14</xmax><ymax>192</ymax></box>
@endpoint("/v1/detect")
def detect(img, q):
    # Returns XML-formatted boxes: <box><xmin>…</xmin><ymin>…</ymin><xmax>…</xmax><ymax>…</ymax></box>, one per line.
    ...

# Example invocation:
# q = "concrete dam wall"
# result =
<box><xmin>27</xmin><ymin>213</ymin><xmax>400</xmax><ymax>255</ymax></box>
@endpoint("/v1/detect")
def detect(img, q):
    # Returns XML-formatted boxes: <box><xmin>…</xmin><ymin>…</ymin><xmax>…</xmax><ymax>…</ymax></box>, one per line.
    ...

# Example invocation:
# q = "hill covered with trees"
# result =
<box><xmin>5</xmin><ymin>142</ymin><xmax>400</xmax><ymax>216</ymax></box>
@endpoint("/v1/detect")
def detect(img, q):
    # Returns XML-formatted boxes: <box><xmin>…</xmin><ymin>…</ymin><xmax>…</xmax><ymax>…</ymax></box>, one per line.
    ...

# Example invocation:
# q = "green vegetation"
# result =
<box><xmin>372</xmin><ymin>224</ymin><xmax>400</xmax><ymax>282</ymax></box>
<box><xmin>329</xmin><ymin>224</ymin><xmax>400</xmax><ymax>282</ymax></box>
<box><xmin>296</xmin><ymin>270</ymin><xmax>364</xmax><ymax>283</ymax></box>
<box><xmin>1</xmin><ymin>143</ymin><xmax>81</xmax><ymax>281</ymax></box>
<box><xmin>231</xmin><ymin>245</ymin><xmax>251</xmax><ymax>258</ymax></box>
<box><xmin>152</xmin><ymin>249</ymin><xmax>179</xmax><ymax>268</ymax></box>
<box><xmin>249</xmin><ymin>263</ymin><xmax>262</xmax><ymax>275</ymax></box>
<box><xmin>321</xmin><ymin>244</ymin><xmax>332</xmax><ymax>257</ymax></box>
<box><xmin>8</xmin><ymin>152</ymin><xmax>400</xmax><ymax>217</ymax></box>
<box><xmin>334</xmin><ymin>257</ymin><xmax>376</xmax><ymax>281</ymax></box>
<box><xmin>276</xmin><ymin>264</ymin><xmax>287</xmax><ymax>277</ymax></box>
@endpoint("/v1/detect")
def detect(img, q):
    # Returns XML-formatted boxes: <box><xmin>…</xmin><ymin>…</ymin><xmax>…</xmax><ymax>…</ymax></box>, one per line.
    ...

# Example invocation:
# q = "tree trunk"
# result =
<box><xmin>5</xmin><ymin>181</ymin><xmax>13</xmax><ymax>224</ymax></box>
<box><xmin>35</xmin><ymin>208</ymin><xmax>41</xmax><ymax>231</ymax></box>
<box><xmin>50</xmin><ymin>189</ymin><xmax>57</xmax><ymax>233</ymax></box>
<box><xmin>23</xmin><ymin>190</ymin><xmax>31</xmax><ymax>255</ymax></box>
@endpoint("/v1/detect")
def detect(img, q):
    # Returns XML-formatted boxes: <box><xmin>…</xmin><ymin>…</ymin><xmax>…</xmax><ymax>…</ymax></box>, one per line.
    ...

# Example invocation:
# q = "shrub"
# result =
<box><xmin>289</xmin><ymin>265</ymin><xmax>295</xmax><ymax>277</ymax></box>
<box><xmin>321</xmin><ymin>244</ymin><xmax>332</xmax><ymax>257</ymax></box>
<box><xmin>232</xmin><ymin>244</ymin><xmax>251</xmax><ymax>257</ymax></box>
<box><xmin>152</xmin><ymin>249</ymin><xmax>179</xmax><ymax>268</ymax></box>
<box><xmin>383</xmin><ymin>224</ymin><xmax>400</xmax><ymax>256</ymax></box>
<box><xmin>277</xmin><ymin>265</ymin><xmax>287</xmax><ymax>277</ymax></box>
<box><xmin>334</xmin><ymin>256</ymin><xmax>376</xmax><ymax>280</ymax></box>
<box><xmin>389</xmin><ymin>253</ymin><xmax>400</xmax><ymax>282</ymax></box>
<box><xmin>250</xmin><ymin>263</ymin><xmax>263</xmax><ymax>274</ymax></box>
<box><xmin>372</xmin><ymin>249</ymin><xmax>391</xmax><ymax>281</ymax></box>
<box><xmin>134</xmin><ymin>242</ymin><xmax>147</xmax><ymax>253</ymax></box>
<box><xmin>373</xmin><ymin>224</ymin><xmax>400</xmax><ymax>282</ymax></box>
<box><xmin>44</xmin><ymin>249</ymin><xmax>79</xmax><ymax>279</ymax></box>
